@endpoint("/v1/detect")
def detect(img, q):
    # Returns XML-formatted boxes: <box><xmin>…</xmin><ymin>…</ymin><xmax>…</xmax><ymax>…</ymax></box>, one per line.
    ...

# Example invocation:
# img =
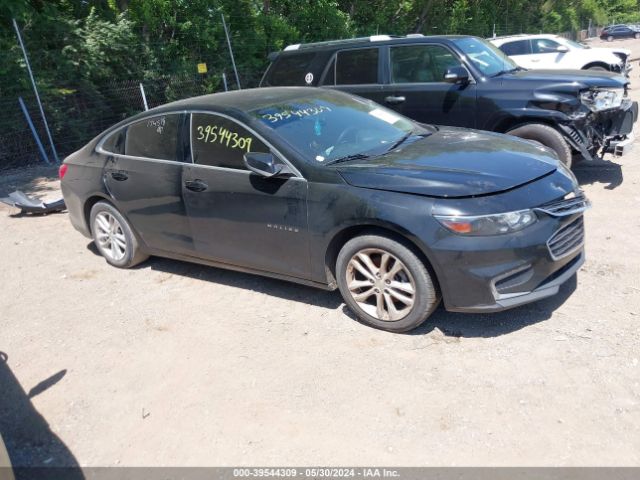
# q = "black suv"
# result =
<box><xmin>261</xmin><ymin>34</ymin><xmax>637</xmax><ymax>167</ymax></box>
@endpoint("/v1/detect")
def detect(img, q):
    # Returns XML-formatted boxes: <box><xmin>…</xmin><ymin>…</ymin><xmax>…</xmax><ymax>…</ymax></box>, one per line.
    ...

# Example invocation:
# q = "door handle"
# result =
<box><xmin>184</xmin><ymin>179</ymin><xmax>208</xmax><ymax>192</ymax></box>
<box><xmin>385</xmin><ymin>95</ymin><xmax>406</xmax><ymax>105</ymax></box>
<box><xmin>110</xmin><ymin>171</ymin><xmax>128</xmax><ymax>181</ymax></box>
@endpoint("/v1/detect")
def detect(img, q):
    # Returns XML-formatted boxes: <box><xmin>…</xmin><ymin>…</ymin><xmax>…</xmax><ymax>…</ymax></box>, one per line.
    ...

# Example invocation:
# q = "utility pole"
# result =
<box><xmin>13</xmin><ymin>19</ymin><xmax>59</xmax><ymax>163</ymax></box>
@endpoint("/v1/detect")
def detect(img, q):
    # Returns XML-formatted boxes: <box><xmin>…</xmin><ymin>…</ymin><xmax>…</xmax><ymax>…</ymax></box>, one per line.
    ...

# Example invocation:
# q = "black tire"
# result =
<box><xmin>336</xmin><ymin>233</ymin><xmax>440</xmax><ymax>332</ymax></box>
<box><xmin>90</xmin><ymin>201</ymin><xmax>148</xmax><ymax>268</ymax></box>
<box><xmin>507</xmin><ymin>123</ymin><xmax>572</xmax><ymax>168</ymax></box>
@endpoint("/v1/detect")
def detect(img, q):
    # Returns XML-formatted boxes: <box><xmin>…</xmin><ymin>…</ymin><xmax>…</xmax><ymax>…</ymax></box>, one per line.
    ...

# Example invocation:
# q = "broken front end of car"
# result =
<box><xmin>558</xmin><ymin>87</ymin><xmax>638</xmax><ymax>160</ymax></box>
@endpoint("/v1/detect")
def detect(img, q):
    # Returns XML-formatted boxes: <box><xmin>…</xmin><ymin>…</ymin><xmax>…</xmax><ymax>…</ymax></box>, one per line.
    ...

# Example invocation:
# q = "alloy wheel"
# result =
<box><xmin>345</xmin><ymin>248</ymin><xmax>416</xmax><ymax>321</ymax></box>
<box><xmin>94</xmin><ymin>211</ymin><xmax>127</xmax><ymax>262</ymax></box>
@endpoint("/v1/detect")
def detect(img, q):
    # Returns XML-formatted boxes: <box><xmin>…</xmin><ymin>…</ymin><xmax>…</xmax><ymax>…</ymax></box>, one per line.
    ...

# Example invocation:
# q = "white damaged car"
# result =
<box><xmin>490</xmin><ymin>34</ymin><xmax>631</xmax><ymax>75</ymax></box>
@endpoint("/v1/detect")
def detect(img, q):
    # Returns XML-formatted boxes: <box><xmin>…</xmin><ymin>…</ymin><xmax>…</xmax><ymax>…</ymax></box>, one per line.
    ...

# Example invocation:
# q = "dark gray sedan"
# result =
<box><xmin>60</xmin><ymin>87</ymin><xmax>588</xmax><ymax>332</ymax></box>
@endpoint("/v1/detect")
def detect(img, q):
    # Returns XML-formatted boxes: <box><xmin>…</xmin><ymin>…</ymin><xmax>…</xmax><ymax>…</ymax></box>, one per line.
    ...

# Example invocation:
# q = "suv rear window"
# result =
<box><xmin>500</xmin><ymin>40</ymin><xmax>531</xmax><ymax>56</ymax></box>
<box><xmin>336</xmin><ymin>48</ymin><xmax>379</xmax><ymax>85</ymax></box>
<box><xmin>265</xmin><ymin>53</ymin><xmax>316</xmax><ymax>86</ymax></box>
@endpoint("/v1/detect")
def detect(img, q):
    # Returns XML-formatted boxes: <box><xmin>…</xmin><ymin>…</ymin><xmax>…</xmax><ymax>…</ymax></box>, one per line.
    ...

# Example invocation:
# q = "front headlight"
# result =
<box><xmin>580</xmin><ymin>88</ymin><xmax>624</xmax><ymax>112</ymax></box>
<box><xmin>435</xmin><ymin>210</ymin><xmax>537</xmax><ymax>236</ymax></box>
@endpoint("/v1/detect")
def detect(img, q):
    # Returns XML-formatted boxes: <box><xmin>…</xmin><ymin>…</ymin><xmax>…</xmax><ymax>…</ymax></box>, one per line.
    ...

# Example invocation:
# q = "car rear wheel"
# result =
<box><xmin>635</xmin><ymin>33</ymin><xmax>640</xmax><ymax>39</ymax></box>
<box><xmin>90</xmin><ymin>201</ymin><xmax>148</xmax><ymax>268</ymax></box>
<box><xmin>336</xmin><ymin>234</ymin><xmax>440</xmax><ymax>332</ymax></box>
<box><xmin>607</xmin><ymin>35</ymin><xmax>613</xmax><ymax>42</ymax></box>
<box><xmin>507</xmin><ymin>123</ymin><xmax>572</xmax><ymax>168</ymax></box>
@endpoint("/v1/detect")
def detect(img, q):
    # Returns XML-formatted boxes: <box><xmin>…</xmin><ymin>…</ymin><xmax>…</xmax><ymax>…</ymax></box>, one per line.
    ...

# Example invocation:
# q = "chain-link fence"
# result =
<box><xmin>0</xmin><ymin>15</ymin><xmax>605</xmax><ymax>172</ymax></box>
<box><xmin>0</xmin><ymin>73</ymin><xmax>245</xmax><ymax>171</ymax></box>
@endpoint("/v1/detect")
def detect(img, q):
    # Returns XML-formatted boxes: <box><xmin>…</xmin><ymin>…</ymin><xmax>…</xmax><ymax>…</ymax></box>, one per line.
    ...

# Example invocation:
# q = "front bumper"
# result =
<box><xmin>432</xmin><ymin>199</ymin><xmax>588</xmax><ymax>313</ymax></box>
<box><xmin>605</xmin><ymin>132</ymin><xmax>634</xmax><ymax>156</ymax></box>
<box><xmin>448</xmin><ymin>252</ymin><xmax>584</xmax><ymax>313</ymax></box>
<box><xmin>560</xmin><ymin>100</ymin><xmax>638</xmax><ymax>160</ymax></box>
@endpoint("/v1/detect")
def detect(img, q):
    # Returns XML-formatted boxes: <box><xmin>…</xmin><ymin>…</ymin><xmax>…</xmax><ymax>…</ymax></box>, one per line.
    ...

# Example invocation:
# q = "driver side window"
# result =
<box><xmin>532</xmin><ymin>39</ymin><xmax>560</xmax><ymax>54</ymax></box>
<box><xmin>191</xmin><ymin>113</ymin><xmax>269</xmax><ymax>170</ymax></box>
<box><xmin>390</xmin><ymin>45</ymin><xmax>462</xmax><ymax>83</ymax></box>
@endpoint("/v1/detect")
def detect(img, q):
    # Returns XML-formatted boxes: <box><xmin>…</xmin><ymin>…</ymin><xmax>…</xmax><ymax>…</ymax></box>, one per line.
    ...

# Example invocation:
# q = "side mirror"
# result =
<box><xmin>443</xmin><ymin>66</ymin><xmax>470</xmax><ymax>84</ymax></box>
<box><xmin>556</xmin><ymin>45</ymin><xmax>569</xmax><ymax>53</ymax></box>
<box><xmin>243</xmin><ymin>152</ymin><xmax>293</xmax><ymax>178</ymax></box>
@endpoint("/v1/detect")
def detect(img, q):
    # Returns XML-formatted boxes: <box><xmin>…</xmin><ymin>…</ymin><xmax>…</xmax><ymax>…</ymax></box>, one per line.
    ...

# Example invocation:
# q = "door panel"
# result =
<box><xmin>184</xmin><ymin>112</ymin><xmax>310</xmax><ymax>279</ymax></box>
<box><xmin>182</xmin><ymin>166</ymin><xmax>310</xmax><ymax>278</ymax></box>
<box><xmin>102</xmin><ymin>113</ymin><xmax>194</xmax><ymax>254</ymax></box>
<box><xmin>104</xmin><ymin>156</ymin><xmax>194</xmax><ymax>254</ymax></box>
<box><xmin>387</xmin><ymin>44</ymin><xmax>477</xmax><ymax>127</ymax></box>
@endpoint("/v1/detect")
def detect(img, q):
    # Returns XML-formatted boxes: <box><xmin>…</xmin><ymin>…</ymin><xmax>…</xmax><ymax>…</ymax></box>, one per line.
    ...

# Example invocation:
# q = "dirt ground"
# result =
<box><xmin>1</xmin><ymin>86</ymin><xmax>640</xmax><ymax>469</ymax></box>
<box><xmin>585</xmin><ymin>35</ymin><xmax>640</xmax><ymax>60</ymax></box>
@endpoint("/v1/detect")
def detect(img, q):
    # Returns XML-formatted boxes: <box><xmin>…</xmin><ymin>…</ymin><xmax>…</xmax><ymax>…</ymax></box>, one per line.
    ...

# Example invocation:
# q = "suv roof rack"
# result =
<box><xmin>283</xmin><ymin>34</ymin><xmax>425</xmax><ymax>51</ymax></box>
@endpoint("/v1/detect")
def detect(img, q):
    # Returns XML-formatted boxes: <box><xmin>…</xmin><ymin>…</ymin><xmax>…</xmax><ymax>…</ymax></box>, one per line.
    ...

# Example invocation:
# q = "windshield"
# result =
<box><xmin>250</xmin><ymin>91</ymin><xmax>425</xmax><ymax>164</ymax></box>
<box><xmin>453</xmin><ymin>37</ymin><xmax>519</xmax><ymax>77</ymax></box>
<box><xmin>562</xmin><ymin>38</ymin><xmax>587</xmax><ymax>49</ymax></box>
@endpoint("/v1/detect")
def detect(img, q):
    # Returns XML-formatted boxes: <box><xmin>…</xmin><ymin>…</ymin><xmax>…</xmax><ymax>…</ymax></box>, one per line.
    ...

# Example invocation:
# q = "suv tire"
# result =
<box><xmin>507</xmin><ymin>123</ymin><xmax>572</xmax><ymax>168</ymax></box>
<box><xmin>336</xmin><ymin>234</ymin><xmax>440</xmax><ymax>332</ymax></box>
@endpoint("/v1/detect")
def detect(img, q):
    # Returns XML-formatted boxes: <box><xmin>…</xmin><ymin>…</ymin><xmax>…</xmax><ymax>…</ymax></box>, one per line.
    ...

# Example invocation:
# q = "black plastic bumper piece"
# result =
<box><xmin>446</xmin><ymin>251</ymin><xmax>584</xmax><ymax>313</ymax></box>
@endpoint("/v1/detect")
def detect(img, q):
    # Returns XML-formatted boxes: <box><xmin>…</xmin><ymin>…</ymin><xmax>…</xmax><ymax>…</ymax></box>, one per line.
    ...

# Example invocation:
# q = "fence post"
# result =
<box><xmin>139</xmin><ymin>83</ymin><xmax>149</xmax><ymax>111</ymax></box>
<box><xmin>221</xmin><ymin>13</ymin><xmax>241</xmax><ymax>89</ymax></box>
<box><xmin>222</xmin><ymin>72</ymin><xmax>228</xmax><ymax>92</ymax></box>
<box><xmin>13</xmin><ymin>18</ymin><xmax>59</xmax><ymax>164</ymax></box>
<box><xmin>18</xmin><ymin>97</ymin><xmax>50</xmax><ymax>165</ymax></box>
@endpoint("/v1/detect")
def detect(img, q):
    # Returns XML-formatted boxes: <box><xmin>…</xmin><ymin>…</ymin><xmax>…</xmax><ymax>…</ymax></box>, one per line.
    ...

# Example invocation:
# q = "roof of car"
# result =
<box><xmin>142</xmin><ymin>87</ymin><xmax>341</xmax><ymax>114</ymax></box>
<box><xmin>279</xmin><ymin>34</ymin><xmax>472</xmax><ymax>53</ymax></box>
<box><xmin>490</xmin><ymin>33</ymin><xmax>560</xmax><ymax>44</ymax></box>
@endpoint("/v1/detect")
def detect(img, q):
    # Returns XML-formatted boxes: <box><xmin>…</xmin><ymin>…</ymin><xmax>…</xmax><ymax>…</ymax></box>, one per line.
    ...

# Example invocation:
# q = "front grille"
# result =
<box><xmin>547</xmin><ymin>216</ymin><xmax>584</xmax><ymax>260</ymax></box>
<box><xmin>536</xmin><ymin>191</ymin><xmax>590</xmax><ymax>217</ymax></box>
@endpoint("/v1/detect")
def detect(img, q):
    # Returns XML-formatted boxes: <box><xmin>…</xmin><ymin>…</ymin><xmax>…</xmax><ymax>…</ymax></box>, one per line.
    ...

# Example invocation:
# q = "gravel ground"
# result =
<box><xmin>585</xmin><ymin>36</ymin><xmax>640</xmax><ymax>60</ymax></box>
<box><xmin>1</xmin><ymin>86</ymin><xmax>640</xmax><ymax>468</ymax></box>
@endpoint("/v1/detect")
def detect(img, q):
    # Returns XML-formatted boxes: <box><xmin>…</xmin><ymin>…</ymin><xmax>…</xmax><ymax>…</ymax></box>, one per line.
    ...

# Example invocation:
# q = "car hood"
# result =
<box><xmin>334</xmin><ymin>128</ymin><xmax>558</xmax><ymax>198</ymax></box>
<box><xmin>505</xmin><ymin>69</ymin><xmax>627</xmax><ymax>88</ymax></box>
<box><xmin>590</xmin><ymin>46</ymin><xmax>631</xmax><ymax>58</ymax></box>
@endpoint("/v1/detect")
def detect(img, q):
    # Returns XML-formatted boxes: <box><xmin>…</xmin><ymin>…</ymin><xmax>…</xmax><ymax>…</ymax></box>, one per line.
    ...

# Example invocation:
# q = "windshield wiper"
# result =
<box><xmin>325</xmin><ymin>153</ymin><xmax>371</xmax><ymax>166</ymax></box>
<box><xmin>492</xmin><ymin>66</ymin><xmax>523</xmax><ymax>77</ymax></box>
<box><xmin>387</xmin><ymin>131</ymin><xmax>413</xmax><ymax>151</ymax></box>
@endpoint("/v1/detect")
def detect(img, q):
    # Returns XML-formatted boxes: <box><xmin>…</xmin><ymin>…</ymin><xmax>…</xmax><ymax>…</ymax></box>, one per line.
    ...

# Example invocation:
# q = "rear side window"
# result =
<box><xmin>101</xmin><ymin>128</ymin><xmax>126</xmax><ymax>154</ymax></box>
<box><xmin>267</xmin><ymin>53</ymin><xmax>316</xmax><ymax>86</ymax></box>
<box><xmin>390</xmin><ymin>45</ymin><xmax>462</xmax><ymax>83</ymax></box>
<box><xmin>125</xmin><ymin>114</ymin><xmax>180</xmax><ymax>160</ymax></box>
<box><xmin>500</xmin><ymin>40</ymin><xmax>531</xmax><ymax>56</ymax></box>
<box><xmin>336</xmin><ymin>48</ymin><xmax>379</xmax><ymax>84</ymax></box>
<box><xmin>191</xmin><ymin>113</ymin><xmax>269</xmax><ymax>170</ymax></box>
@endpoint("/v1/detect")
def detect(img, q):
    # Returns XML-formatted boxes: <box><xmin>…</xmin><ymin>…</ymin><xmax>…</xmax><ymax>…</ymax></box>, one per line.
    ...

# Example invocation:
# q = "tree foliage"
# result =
<box><xmin>1</xmin><ymin>0</ymin><xmax>639</xmax><ymax>167</ymax></box>
<box><xmin>2</xmin><ymin>0</ymin><xmax>639</xmax><ymax>95</ymax></box>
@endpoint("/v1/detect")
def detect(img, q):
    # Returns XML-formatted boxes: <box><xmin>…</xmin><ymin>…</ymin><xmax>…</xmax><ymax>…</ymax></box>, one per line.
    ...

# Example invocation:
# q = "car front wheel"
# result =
<box><xmin>607</xmin><ymin>35</ymin><xmax>613</xmax><ymax>41</ymax></box>
<box><xmin>90</xmin><ymin>201</ymin><xmax>148</xmax><ymax>268</ymax></box>
<box><xmin>336</xmin><ymin>234</ymin><xmax>440</xmax><ymax>332</ymax></box>
<box><xmin>635</xmin><ymin>33</ymin><xmax>640</xmax><ymax>39</ymax></box>
<box><xmin>507</xmin><ymin>123</ymin><xmax>572</xmax><ymax>168</ymax></box>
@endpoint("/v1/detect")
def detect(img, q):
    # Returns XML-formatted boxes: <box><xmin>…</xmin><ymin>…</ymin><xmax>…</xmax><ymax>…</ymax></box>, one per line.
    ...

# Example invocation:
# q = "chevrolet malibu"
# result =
<box><xmin>60</xmin><ymin>87</ymin><xmax>589</xmax><ymax>332</ymax></box>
